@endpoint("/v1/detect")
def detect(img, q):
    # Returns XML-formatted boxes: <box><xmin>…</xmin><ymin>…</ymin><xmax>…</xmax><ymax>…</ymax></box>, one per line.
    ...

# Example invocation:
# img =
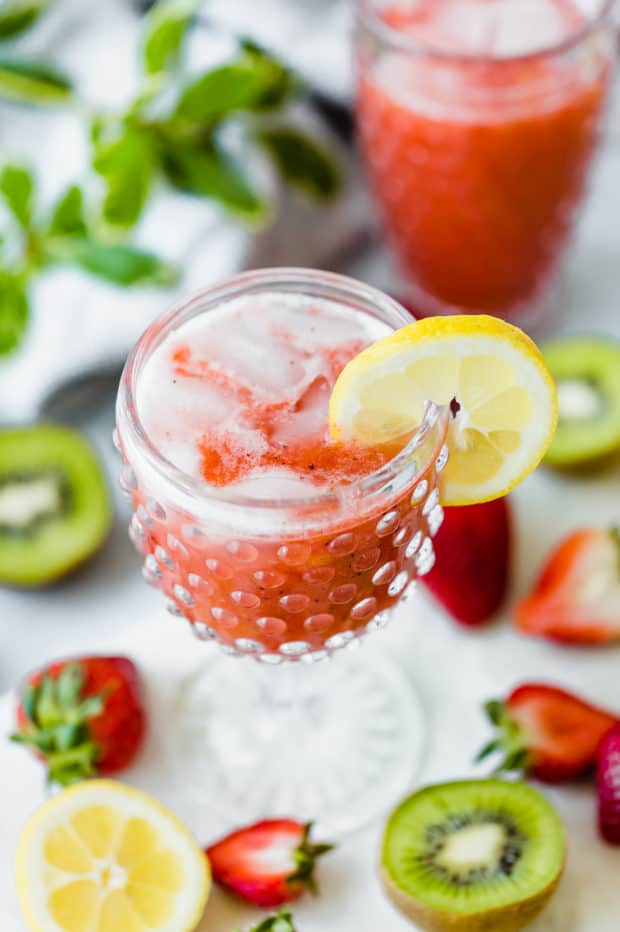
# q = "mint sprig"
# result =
<box><xmin>0</xmin><ymin>0</ymin><xmax>341</xmax><ymax>357</ymax></box>
<box><xmin>0</xmin><ymin>163</ymin><xmax>178</xmax><ymax>355</ymax></box>
<box><xmin>89</xmin><ymin>7</ymin><xmax>340</xmax><ymax>230</ymax></box>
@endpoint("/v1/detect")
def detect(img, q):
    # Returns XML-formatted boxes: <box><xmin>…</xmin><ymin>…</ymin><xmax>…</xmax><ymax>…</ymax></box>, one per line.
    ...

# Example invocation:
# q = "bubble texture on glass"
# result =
<box><xmin>411</xmin><ymin>479</ymin><xmax>428</xmax><ymax>503</ymax></box>
<box><xmin>376</xmin><ymin>511</ymin><xmax>400</xmax><ymax>537</ymax></box>
<box><xmin>327</xmin><ymin>532</ymin><xmax>357</xmax><ymax>556</ymax></box>
<box><xmin>435</xmin><ymin>444</ymin><xmax>450</xmax><ymax>474</ymax></box>
<box><xmin>119</xmin><ymin>420</ymin><xmax>445</xmax><ymax>660</ymax></box>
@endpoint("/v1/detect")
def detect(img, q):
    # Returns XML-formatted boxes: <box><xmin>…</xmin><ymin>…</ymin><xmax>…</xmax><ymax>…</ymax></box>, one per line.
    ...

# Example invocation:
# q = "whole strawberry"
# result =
<box><xmin>11</xmin><ymin>656</ymin><xmax>145</xmax><ymax>785</ymax></box>
<box><xmin>515</xmin><ymin>528</ymin><xmax>620</xmax><ymax>644</ymax></box>
<box><xmin>422</xmin><ymin>497</ymin><xmax>511</xmax><ymax>626</ymax></box>
<box><xmin>207</xmin><ymin>819</ymin><xmax>333</xmax><ymax>908</ymax></box>
<box><xmin>477</xmin><ymin>683</ymin><xmax>617</xmax><ymax>783</ymax></box>
<box><xmin>597</xmin><ymin>725</ymin><xmax>620</xmax><ymax>845</ymax></box>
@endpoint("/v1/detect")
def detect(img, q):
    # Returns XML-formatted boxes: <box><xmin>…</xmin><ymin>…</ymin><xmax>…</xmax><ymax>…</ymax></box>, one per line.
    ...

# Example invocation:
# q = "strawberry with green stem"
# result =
<box><xmin>11</xmin><ymin>656</ymin><xmax>145</xmax><ymax>785</ymax></box>
<box><xmin>477</xmin><ymin>683</ymin><xmax>617</xmax><ymax>784</ymax></box>
<box><xmin>207</xmin><ymin>819</ymin><xmax>333</xmax><ymax>908</ymax></box>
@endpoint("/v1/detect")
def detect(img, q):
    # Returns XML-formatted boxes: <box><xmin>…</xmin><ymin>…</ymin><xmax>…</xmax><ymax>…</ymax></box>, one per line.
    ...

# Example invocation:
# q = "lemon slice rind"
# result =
<box><xmin>15</xmin><ymin>780</ymin><xmax>210</xmax><ymax>932</ymax></box>
<box><xmin>329</xmin><ymin>315</ymin><xmax>558</xmax><ymax>506</ymax></box>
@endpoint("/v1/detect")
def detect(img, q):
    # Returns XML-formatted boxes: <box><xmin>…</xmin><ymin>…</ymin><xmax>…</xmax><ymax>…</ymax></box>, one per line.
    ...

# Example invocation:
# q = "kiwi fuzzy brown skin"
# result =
<box><xmin>381</xmin><ymin>866</ymin><xmax>563</xmax><ymax>932</ymax></box>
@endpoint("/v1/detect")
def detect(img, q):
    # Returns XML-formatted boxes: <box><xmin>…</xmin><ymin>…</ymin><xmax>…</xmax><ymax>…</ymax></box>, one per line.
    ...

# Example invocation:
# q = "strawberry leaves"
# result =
<box><xmin>287</xmin><ymin>823</ymin><xmax>334</xmax><ymax>891</ymax></box>
<box><xmin>11</xmin><ymin>662</ymin><xmax>104</xmax><ymax>786</ymax></box>
<box><xmin>476</xmin><ymin>699</ymin><xmax>530</xmax><ymax>777</ymax></box>
<box><xmin>237</xmin><ymin>911</ymin><xmax>297</xmax><ymax>932</ymax></box>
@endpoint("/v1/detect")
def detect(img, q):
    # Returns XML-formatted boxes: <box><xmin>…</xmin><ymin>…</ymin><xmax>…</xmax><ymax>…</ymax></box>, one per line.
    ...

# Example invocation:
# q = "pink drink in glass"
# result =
<box><xmin>356</xmin><ymin>0</ymin><xmax>616</xmax><ymax>328</ymax></box>
<box><xmin>119</xmin><ymin>275</ymin><xmax>445</xmax><ymax>658</ymax></box>
<box><xmin>116</xmin><ymin>270</ymin><xmax>447</xmax><ymax>832</ymax></box>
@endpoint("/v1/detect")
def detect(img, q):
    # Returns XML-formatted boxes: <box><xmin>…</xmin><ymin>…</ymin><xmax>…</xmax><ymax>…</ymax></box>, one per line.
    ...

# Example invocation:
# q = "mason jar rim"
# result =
<box><xmin>116</xmin><ymin>267</ymin><xmax>448</xmax><ymax>520</ymax></box>
<box><xmin>356</xmin><ymin>0</ymin><xmax>617</xmax><ymax>65</ymax></box>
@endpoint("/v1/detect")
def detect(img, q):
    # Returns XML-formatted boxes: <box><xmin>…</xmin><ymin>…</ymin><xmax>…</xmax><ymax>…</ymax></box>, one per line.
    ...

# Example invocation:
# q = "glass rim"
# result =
<box><xmin>356</xmin><ymin>0</ymin><xmax>617</xmax><ymax>65</ymax></box>
<box><xmin>117</xmin><ymin>267</ymin><xmax>448</xmax><ymax>517</ymax></box>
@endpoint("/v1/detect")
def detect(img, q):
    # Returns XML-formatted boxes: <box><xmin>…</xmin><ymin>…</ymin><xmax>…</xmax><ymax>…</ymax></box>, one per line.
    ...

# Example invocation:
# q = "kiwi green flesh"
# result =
<box><xmin>381</xmin><ymin>780</ymin><xmax>565</xmax><ymax>930</ymax></box>
<box><xmin>543</xmin><ymin>337</ymin><xmax>620</xmax><ymax>466</ymax></box>
<box><xmin>0</xmin><ymin>424</ymin><xmax>112</xmax><ymax>586</ymax></box>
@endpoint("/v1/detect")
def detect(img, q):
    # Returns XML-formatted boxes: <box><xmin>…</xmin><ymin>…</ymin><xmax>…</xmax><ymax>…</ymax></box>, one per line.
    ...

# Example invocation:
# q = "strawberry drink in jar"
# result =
<box><xmin>116</xmin><ymin>269</ymin><xmax>449</xmax><ymax>834</ymax></box>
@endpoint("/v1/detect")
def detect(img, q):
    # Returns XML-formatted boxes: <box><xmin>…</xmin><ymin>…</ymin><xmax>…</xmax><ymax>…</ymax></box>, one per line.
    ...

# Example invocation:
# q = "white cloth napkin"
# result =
<box><xmin>0</xmin><ymin>0</ymin><xmax>367</xmax><ymax>422</ymax></box>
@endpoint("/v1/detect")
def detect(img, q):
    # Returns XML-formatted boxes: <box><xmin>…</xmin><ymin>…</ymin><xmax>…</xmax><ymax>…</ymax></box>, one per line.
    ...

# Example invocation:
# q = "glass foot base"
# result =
<box><xmin>168</xmin><ymin>649</ymin><xmax>426</xmax><ymax>836</ymax></box>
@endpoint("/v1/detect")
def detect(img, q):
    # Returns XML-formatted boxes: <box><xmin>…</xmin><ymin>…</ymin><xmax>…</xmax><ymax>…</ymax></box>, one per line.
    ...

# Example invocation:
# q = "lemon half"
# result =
<box><xmin>15</xmin><ymin>780</ymin><xmax>210</xmax><ymax>932</ymax></box>
<box><xmin>329</xmin><ymin>315</ymin><xmax>558</xmax><ymax>505</ymax></box>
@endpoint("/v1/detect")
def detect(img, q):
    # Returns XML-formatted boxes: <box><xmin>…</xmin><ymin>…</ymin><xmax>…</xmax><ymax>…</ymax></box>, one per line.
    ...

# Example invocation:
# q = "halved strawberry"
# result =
<box><xmin>477</xmin><ymin>683</ymin><xmax>618</xmax><ymax>783</ymax></box>
<box><xmin>597</xmin><ymin>725</ymin><xmax>620</xmax><ymax>845</ymax></box>
<box><xmin>11</xmin><ymin>656</ymin><xmax>145</xmax><ymax>785</ymax></box>
<box><xmin>206</xmin><ymin>819</ymin><xmax>333</xmax><ymax>908</ymax></box>
<box><xmin>422</xmin><ymin>497</ymin><xmax>511</xmax><ymax>626</ymax></box>
<box><xmin>515</xmin><ymin>528</ymin><xmax>620</xmax><ymax>645</ymax></box>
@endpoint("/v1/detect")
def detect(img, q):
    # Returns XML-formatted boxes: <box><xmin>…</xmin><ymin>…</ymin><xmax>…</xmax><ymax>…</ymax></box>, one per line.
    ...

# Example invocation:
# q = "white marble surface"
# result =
<box><xmin>1</xmin><ymin>29</ymin><xmax>620</xmax><ymax>932</ymax></box>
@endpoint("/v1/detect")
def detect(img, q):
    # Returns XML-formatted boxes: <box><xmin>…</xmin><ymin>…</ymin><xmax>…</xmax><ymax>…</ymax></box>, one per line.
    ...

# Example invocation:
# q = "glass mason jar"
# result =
<box><xmin>115</xmin><ymin>269</ymin><xmax>449</xmax><ymax>834</ymax></box>
<box><xmin>356</xmin><ymin>0</ymin><xmax>617</xmax><ymax>331</ymax></box>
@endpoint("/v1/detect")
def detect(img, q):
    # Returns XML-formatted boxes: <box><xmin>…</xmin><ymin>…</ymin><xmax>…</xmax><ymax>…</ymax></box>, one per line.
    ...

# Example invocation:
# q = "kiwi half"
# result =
<box><xmin>0</xmin><ymin>423</ymin><xmax>111</xmax><ymax>587</ymax></box>
<box><xmin>542</xmin><ymin>336</ymin><xmax>620</xmax><ymax>468</ymax></box>
<box><xmin>381</xmin><ymin>780</ymin><xmax>565</xmax><ymax>932</ymax></box>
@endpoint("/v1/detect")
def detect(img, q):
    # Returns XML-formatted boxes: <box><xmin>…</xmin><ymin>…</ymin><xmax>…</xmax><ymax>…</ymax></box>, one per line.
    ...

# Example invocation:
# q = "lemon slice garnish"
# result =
<box><xmin>329</xmin><ymin>315</ymin><xmax>558</xmax><ymax>505</ymax></box>
<box><xmin>15</xmin><ymin>780</ymin><xmax>210</xmax><ymax>932</ymax></box>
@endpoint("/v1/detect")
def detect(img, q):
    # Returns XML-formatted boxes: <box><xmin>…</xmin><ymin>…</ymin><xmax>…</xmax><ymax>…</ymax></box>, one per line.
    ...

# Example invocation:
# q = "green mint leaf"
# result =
<box><xmin>174</xmin><ymin>45</ymin><xmax>292</xmax><ymax>124</ymax></box>
<box><xmin>47</xmin><ymin>185</ymin><xmax>86</xmax><ymax>237</ymax></box>
<box><xmin>0</xmin><ymin>57</ymin><xmax>72</xmax><ymax>106</ymax></box>
<box><xmin>0</xmin><ymin>270</ymin><xmax>28</xmax><ymax>355</ymax></box>
<box><xmin>162</xmin><ymin>143</ymin><xmax>266</xmax><ymax>220</ymax></box>
<box><xmin>0</xmin><ymin>163</ymin><xmax>33</xmax><ymax>227</ymax></box>
<box><xmin>0</xmin><ymin>0</ymin><xmax>48</xmax><ymax>40</ymax></box>
<box><xmin>92</xmin><ymin>127</ymin><xmax>154</xmax><ymax>228</ymax></box>
<box><xmin>142</xmin><ymin>0</ymin><xmax>197</xmax><ymax>76</ymax></box>
<box><xmin>239</xmin><ymin>40</ymin><xmax>296</xmax><ymax>110</ymax></box>
<box><xmin>63</xmin><ymin>238</ymin><xmax>178</xmax><ymax>287</ymax></box>
<box><xmin>256</xmin><ymin>127</ymin><xmax>341</xmax><ymax>201</ymax></box>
